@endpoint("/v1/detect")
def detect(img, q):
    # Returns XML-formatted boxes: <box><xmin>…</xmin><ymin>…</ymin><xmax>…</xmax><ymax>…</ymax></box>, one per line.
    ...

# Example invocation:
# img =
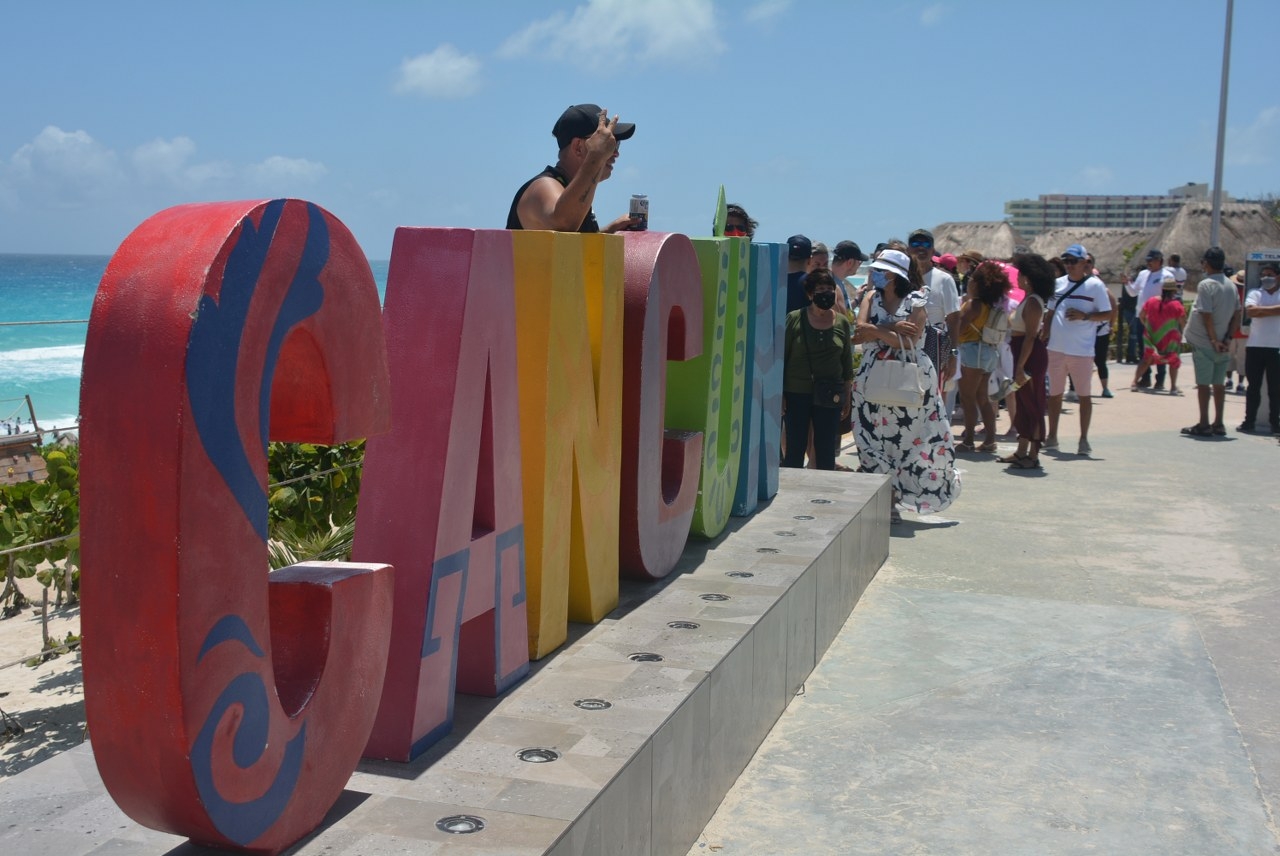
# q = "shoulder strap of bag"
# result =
<box><xmin>1052</xmin><ymin>279</ymin><xmax>1087</xmax><ymax>316</ymax></box>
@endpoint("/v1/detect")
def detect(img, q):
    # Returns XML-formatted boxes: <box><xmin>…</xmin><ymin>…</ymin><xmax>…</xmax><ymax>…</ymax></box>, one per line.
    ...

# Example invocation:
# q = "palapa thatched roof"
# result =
<box><xmin>932</xmin><ymin>221</ymin><xmax>1025</xmax><ymax>261</ymax></box>
<box><xmin>1030</xmin><ymin>228</ymin><xmax>1152</xmax><ymax>285</ymax></box>
<box><xmin>1143</xmin><ymin>201</ymin><xmax>1280</xmax><ymax>280</ymax></box>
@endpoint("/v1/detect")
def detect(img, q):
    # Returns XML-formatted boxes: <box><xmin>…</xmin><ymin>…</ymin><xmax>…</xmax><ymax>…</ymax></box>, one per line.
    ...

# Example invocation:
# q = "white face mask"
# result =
<box><xmin>1263</xmin><ymin>276</ymin><xmax>1278</xmax><ymax>292</ymax></box>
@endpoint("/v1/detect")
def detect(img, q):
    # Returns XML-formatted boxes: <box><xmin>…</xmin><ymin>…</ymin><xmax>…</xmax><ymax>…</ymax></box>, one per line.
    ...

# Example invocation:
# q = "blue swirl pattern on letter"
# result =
<box><xmin>192</xmin><ymin>615</ymin><xmax>306</xmax><ymax>846</ymax></box>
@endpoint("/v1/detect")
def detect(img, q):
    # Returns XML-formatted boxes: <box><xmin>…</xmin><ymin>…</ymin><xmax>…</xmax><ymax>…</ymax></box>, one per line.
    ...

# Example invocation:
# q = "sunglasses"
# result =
<box><xmin>909</xmin><ymin>240</ymin><xmax>932</xmax><ymax>248</ymax></box>
<box><xmin>724</xmin><ymin>224</ymin><xmax>748</xmax><ymax>236</ymax></box>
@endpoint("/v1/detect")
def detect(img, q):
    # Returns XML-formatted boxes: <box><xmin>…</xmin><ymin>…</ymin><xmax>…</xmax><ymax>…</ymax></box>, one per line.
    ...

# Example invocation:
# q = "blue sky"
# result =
<box><xmin>1</xmin><ymin>0</ymin><xmax>1277</xmax><ymax>260</ymax></box>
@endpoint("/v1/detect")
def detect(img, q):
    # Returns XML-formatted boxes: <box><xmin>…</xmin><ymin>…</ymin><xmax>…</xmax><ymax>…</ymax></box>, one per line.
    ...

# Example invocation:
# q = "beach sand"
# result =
<box><xmin>0</xmin><ymin>575</ymin><xmax>84</xmax><ymax>781</ymax></box>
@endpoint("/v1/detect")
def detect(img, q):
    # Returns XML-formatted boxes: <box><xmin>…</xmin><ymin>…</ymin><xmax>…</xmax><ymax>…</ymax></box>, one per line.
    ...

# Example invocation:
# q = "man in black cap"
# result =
<box><xmin>831</xmin><ymin>240</ymin><xmax>868</xmax><ymax>315</ymax></box>
<box><xmin>785</xmin><ymin>234</ymin><xmax>813</xmax><ymax>314</ymax></box>
<box><xmin>507</xmin><ymin>103</ymin><xmax>638</xmax><ymax>232</ymax></box>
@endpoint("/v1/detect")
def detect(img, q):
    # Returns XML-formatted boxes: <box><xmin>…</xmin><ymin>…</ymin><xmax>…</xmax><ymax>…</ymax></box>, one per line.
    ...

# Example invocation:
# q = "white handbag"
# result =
<box><xmin>862</xmin><ymin>333</ymin><xmax>927</xmax><ymax>408</ymax></box>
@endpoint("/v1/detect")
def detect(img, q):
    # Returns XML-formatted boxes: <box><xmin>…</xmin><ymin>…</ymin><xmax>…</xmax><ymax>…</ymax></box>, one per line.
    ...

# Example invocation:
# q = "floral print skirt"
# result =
<box><xmin>851</xmin><ymin>346</ymin><xmax>961</xmax><ymax>514</ymax></box>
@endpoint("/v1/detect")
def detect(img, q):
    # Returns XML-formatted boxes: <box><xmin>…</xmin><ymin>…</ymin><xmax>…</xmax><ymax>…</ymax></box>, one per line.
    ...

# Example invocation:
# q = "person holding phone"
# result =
<box><xmin>507</xmin><ymin>103</ymin><xmax>640</xmax><ymax>233</ymax></box>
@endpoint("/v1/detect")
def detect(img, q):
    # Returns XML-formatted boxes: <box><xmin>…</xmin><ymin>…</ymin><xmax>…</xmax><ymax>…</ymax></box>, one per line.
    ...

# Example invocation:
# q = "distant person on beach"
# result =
<box><xmin>785</xmin><ymin>234</ymin><xmax>813</xmax><ymax>313</ymax></box>
<box><xmin>831</xmin><ymin>240</ymin><xmax>868</xmax><ymax>320</ymax></box>
<box><xmin>1089</xmin><ymin>253</ymin><xmax>1116</xmax><ymax>399</ymax></box>
<box><xmin>782</xmin><ymin>268</ymin><xmax>854</xmax><ymax>472</ymax></box>
<box><xmin>507</xmin><ymin>103</ymin><xmax>639</xmax><ymax>233</ymax></box>
<box><xmin>907</xmin><ymin>228</ymin><xmax>960</xmax><ymax>392</ymax></box>
<box><xmin>1180</xmin><ymin>246</ymin><xmax>1239</xmax><ymax>438</ymax></box>
<box><xmin>1225</xmin><ymin>271</ymin><xmax>1251</xmax><ymax>395</ymax></box>
<box><xmin>851</xmin><ymin>249</ymin><xmax>959</xmax><ymax>522</ymax></box>
<box><xmin>956</xmin><ymin>250</ymin><xmax>983</xmax><ymax>295</ymax></box>
<box><xmin>999</xmin><ymin>252</ymin><xmax>1056</xmax><ymax>470</ymax></box>
<box><xmin>807</xmin><ymin>242</ymin><xmax>830</xmax><ymax>274</ymax></box>
<box><xmin>954</xmin><ymin>260</ymin><xmax>1011</xmax><ymax>454</ymax></box>
<box><xmin>1169</xmin><ymin>253</ymin><xmax>1187</xmax><ymax>296</ymax></box>
<box><xmin>1239</xmin><ymin>261</ymin><xmax>1280</xmax><ymax>434</ymax></box>
<box><xmin>1044</xmin><ymin>243</ymin><xmax>1111</xmax><ymax>457</ymax></box>
<box><xmin>1131</xmin><ymin>275</ymin><xmax>1185</xmax><ymax>396</ymax></box>
<box><xmin>1127</xmin><ymin>249</ymin><xmax>1171</xmax><ymax>389</ymax></box>
<box><xmin>722</xmin><ymin>204</ymin><xmax>757</xmax><ymax>238</ymax></box>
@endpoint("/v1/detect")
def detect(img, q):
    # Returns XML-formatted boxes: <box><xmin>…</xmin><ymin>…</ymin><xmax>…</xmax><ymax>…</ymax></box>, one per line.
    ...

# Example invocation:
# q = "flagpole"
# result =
<box><xmin>1210</xmin><ymin>0</ymin><xmax>1234</xmax><ymax>247</ymax></box>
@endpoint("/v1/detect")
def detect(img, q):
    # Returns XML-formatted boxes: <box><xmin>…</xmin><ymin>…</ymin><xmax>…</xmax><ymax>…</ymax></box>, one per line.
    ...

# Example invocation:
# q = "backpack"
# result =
<box><xmin>979</xmin><ymin>302</ymin><xmax>1011</xmax><ymax>345</ymax></box>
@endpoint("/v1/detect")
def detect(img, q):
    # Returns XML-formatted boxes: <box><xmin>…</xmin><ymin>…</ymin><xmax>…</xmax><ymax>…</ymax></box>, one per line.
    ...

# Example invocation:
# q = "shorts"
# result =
<box><xmin>1191</xmin><ymin>346</ymin><xmax>1230</xmax><ymax>386</ymax></box>
<box><xmin>1047</xmin><ymin>350</ymin><xmax>1094</xmax><ymax>397</ymax></box>
<box><xmin>959</xmin><ymin>341</ymin><xmax>1000</xmax><ymax>374</ymax></box>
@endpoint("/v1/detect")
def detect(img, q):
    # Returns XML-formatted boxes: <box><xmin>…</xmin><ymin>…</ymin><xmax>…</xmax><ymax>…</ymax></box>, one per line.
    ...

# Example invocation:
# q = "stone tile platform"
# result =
<box><xmin>0</xmin><ymin>469</ymin><xmax>889</xmax><ymax>855</ymax></box>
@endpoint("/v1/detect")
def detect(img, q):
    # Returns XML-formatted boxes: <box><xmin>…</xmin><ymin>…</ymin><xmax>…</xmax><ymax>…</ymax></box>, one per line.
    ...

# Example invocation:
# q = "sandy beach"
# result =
<box><xmin>0</xmin><ymin>575</ymin><xmax>84</xmax><ymax>781</ymax></box>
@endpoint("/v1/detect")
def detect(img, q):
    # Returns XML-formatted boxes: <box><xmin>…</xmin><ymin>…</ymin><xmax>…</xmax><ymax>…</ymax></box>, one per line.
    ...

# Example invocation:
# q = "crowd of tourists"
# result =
<box><xmin>759</xmin><ymin>204</ymin><xmax>1280</xmax><ymax>524</ymax></box>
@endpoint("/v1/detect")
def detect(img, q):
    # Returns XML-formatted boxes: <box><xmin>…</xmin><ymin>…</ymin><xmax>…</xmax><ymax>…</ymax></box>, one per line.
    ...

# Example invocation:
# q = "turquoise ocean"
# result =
<box><xmin>0</xmin><ymin>254</ymin><xmax>389</xmax><ymax>437</ymax></box>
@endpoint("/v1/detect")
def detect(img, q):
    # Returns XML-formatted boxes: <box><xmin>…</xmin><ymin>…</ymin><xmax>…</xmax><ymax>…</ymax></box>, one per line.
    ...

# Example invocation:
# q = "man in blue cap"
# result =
<box><xmin>507</xmin><ymin>103</ymin><xmax>638</xmax><ymax>233</ymax></box>
<box><xmin>1045</xmin><ymin>243</ymin><xmax>1112</xmax><ymax>456</ymax></box>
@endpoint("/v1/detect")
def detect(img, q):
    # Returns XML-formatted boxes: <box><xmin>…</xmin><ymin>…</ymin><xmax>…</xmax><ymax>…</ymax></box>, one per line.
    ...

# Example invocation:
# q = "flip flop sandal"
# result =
<box><xmin>1011</xmin><ymin>456</ymin><xmax>1042</xmax><ymax>469</ymax></box>
<box><xmin>1211</xmin><ymin>424</ymin><xmax>1227</xmax><ymax>436</ymax></box>
<box><xmin>1181</xmin><ymin>424</ymin><xmax>1213</xmax><ymax>436</ymax></box>
<box><xmin>955</xmin><ymin>441</ymin><xmax>976</xmax><ymax>453</ymax></box>
<box><xmin>997</xmin><ymin>452</ymin><xmax>1026</xmax><ymax>464</ymax></box>
<box><xmin>978</xmin><ymin>441</ymin><xmax>999</xmax><ymax>452</ymax></box>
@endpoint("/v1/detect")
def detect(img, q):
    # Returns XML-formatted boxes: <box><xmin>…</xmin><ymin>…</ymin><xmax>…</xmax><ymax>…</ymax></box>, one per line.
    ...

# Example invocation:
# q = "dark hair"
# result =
<box><xmin>725</xmin><ymin>203</ymin><xmax>757</xmax><ymax>237</ymax></box>
<box><xmin>1012</xmin><ymin>253</ymin><xmax>1057</xmax><ymax>302</ymax></box>
<box><xmin>1049</xmin><ymin>256</ymin><xmax>1067</xmax><ymax>277</ymax></box>
<box><xmin>804</xmin><ymin>267</ymin><xmax>836</xmax><ymax>295</ymax></box>
<box><xmin>969</xmin><ymin>260</ymin><xmax>1011</xmax><ymax>307</ymax></box>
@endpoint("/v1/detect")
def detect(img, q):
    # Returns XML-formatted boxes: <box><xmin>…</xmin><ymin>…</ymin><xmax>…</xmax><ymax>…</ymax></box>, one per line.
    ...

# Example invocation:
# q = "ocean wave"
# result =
<box><xmin>0</xmin><ymin>344</ymin><xmax>85</xmax><ymax>383</ymax></box>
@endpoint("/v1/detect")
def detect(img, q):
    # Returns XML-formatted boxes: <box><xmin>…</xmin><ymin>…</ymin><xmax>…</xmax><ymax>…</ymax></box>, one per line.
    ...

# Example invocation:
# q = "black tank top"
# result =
<box><xmin>505</xmin><ymin>165</ymin><xmax>600</xmax><ymax>232</ymax></box>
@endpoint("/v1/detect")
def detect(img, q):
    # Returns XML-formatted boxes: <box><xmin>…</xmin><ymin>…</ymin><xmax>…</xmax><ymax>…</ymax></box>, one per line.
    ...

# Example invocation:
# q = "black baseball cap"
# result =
<box><xmin>908</xmin><ymin>228</ymin><xmax>934</xmax><ymax>245</ymax></box>
<box><xmin>833</xmin><ymin>240</ymin><xmax>869</xmax><ymax>262</ymax></box>
<box><xmin>787</xmin><ymin>234</ymin><xmax>813</xmax><ymax>260</ymax></box>
<box><xmin>553</xmin><ymin>104</ymin><xmax>636</xmax><ymax>150</ymax></box>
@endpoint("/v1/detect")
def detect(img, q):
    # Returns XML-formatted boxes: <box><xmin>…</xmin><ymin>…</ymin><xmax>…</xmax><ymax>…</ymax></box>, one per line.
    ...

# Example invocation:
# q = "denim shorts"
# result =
<box><xmin>959</xmin><ymin>341</ymin><xmax>1000</xmax><ymax>374</ymax></box>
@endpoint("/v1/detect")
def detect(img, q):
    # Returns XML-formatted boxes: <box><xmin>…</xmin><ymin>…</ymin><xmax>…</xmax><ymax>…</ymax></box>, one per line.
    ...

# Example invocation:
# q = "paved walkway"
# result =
<box><xmin>692</xmin><ymin>368</ymin><xmax>1280</xmax><ymax>855</ymax></box>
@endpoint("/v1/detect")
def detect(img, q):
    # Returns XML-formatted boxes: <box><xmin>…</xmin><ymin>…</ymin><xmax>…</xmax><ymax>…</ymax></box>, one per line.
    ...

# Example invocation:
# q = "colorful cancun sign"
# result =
<box><xmin>79</xmin><ymin>199</ymin><xmax>785</xmax><ymax>853</ymax></box>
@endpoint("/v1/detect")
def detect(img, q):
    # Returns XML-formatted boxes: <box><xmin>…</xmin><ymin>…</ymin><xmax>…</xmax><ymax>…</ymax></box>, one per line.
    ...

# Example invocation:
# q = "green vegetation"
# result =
<box><xmin>0</xmin><ymin>440</ymin><xmax>366</xmax><ymax>621</ymax></box>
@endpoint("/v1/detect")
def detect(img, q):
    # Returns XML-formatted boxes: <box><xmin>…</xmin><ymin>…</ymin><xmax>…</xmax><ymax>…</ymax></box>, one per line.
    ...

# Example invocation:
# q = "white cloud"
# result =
<box><xmin>1226</xmin><ymin>106</ymin><xmax>1280</xmax><ymax>167</ymax></box>
<box><xmin>131</xmin><ymin>136</ymin><xmax>234</xmax><ymax>188</ymax></box>
<box><xmin>1078</xmin><ymin>166</ymin><xmax>1113</xmax><ymax>189</ymax></box>
<box><xmin>920</xmin><ymin>3</ymin><xmax>946</xmax><ymax>26</ymax></box>
<box><xmin>498</xmin><ymin>0</ymin><xmax>723</xmax><ymax>73</ymax></box>
<box><xmin>8</xmin><ymin>126</ymin><xmax>124</xmax><ymax>205</ymax></box>
<box><xmin>1</xmin><ymin>126</ymin><xmax>327</xmax><ymax>212</ymax></box>
<box><xmin>395</xmin><ymin>44</ymin><xmax>482</xmax><ymax>99</ymax></box>
<box><xmin>245</xmin><ymin>156</ymin><xmax>328</xmax><ymax>190</ymax></box>
<box><xmin>745</xmin><ymin>0</ymin><xmax>792</xmax><ymax>24</ymax></box>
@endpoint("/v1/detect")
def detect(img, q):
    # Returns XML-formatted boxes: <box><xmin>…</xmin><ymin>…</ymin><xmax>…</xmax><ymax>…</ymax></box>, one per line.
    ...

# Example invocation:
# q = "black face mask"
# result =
<box><xmin>812</xmin><ymin>292</ymin><xmax>836</xmax><ymax>310</ymax></box>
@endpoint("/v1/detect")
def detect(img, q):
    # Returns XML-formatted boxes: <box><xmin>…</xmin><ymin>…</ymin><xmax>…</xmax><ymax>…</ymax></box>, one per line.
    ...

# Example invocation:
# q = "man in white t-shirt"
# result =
<box><xmin>907</xmin><ymin>228</ymin><xmax>960</xmax><ymax>388</ymax></box>
<box><xmin>1045</xmin><ymin>243</ymin><xmax>1112</xmax><ymax>456</ymax></box>
<box><xmin>1126</xmin><ymin>248</ymin><xmax>1172</xmax><ymax>388</ymax></box>
<box><xmin>1169</xmin><ymin>254</ymin><xmax>1188</xmax><ymax>295</ymax></box>
<box><xmin>1240</xmin><ymin>261</ymin><xmax>1280</xmax><ymax>433</ymax></box>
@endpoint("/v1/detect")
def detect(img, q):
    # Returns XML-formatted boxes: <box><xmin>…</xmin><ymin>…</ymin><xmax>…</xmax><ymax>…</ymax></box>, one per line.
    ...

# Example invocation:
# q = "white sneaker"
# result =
<box><xmin>1043</xmin><ymin>437</ymin><xmax>1059</xmax><ymax>450</ymax></box>
<box><xmin>1077</xmin><ymin>438</ymin><xmax>1092</xmax><ymax>456</ymax></box>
